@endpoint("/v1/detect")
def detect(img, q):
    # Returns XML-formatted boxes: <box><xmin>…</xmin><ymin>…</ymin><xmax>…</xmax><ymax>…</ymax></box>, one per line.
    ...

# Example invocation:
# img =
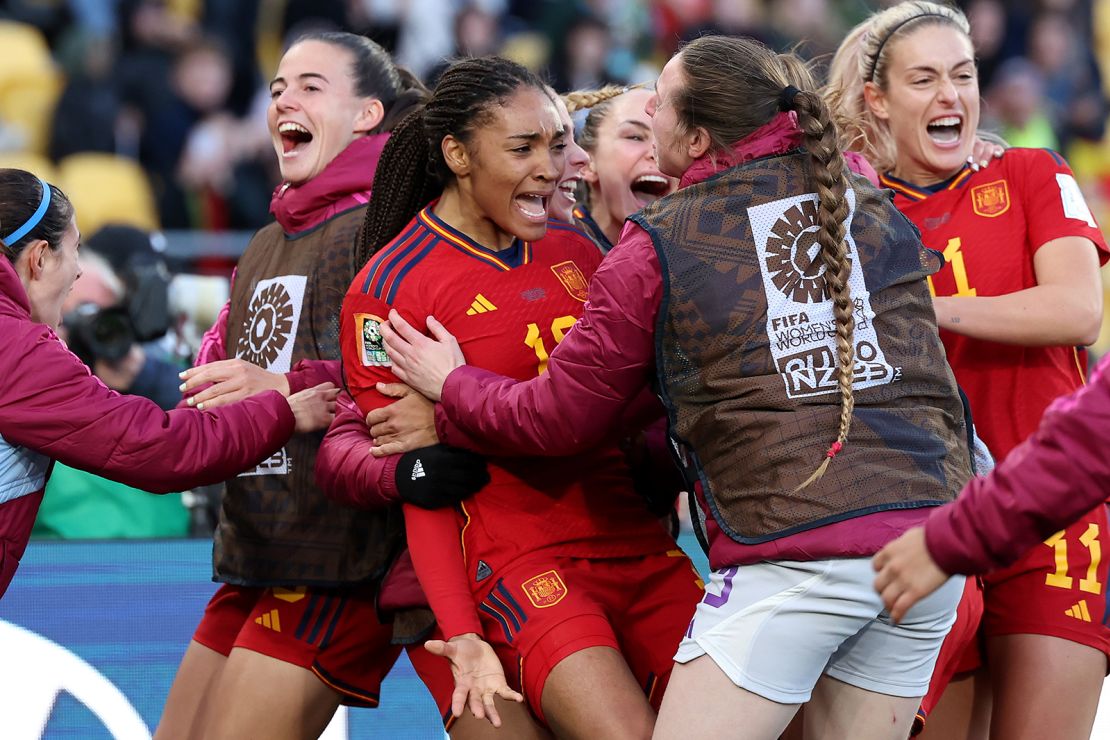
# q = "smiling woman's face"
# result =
<box><xmin>585</xmin><ymin>87</ymin><xmax>677</xmax><ymax>224</ymax></box>
<box><xmin>267</xmin><ymin>40</ymin><xmax>377</xmax><ymax>184</ymax></box>
<box><xmin>866</xmin><ymin>24</ymin><xmax>980</xmax><ymax>184</ymax></box>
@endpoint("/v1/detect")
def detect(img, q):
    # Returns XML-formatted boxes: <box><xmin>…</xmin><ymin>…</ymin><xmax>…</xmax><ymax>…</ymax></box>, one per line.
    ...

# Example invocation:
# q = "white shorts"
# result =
<box><xmin>674</xmin><ymin>558</ymin><xmax>963</xmax><ymax>704</ymax></box>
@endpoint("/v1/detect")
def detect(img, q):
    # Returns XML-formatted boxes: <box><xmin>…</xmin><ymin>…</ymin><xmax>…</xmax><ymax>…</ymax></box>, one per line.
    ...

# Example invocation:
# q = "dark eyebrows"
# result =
<box><xmin>269</xmin><ymin>72</ymin><xmax>329</xmax><ymax>90</ymax></box>
<box><xmin>507</xmin><ymin>125</ymin><xmax>567</xmax><ymax>143</ymax></box>
<box><xmin>905</xmin><ymin>57</ymin><xmax>975</xmax><ymax>75</ymax></box>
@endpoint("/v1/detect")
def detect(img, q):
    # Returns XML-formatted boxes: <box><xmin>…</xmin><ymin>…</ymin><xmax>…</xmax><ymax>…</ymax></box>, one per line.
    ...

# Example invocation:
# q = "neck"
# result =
<box><xmin>434</xmin><ymin>185</ymin><xmax>516</xmax><ymax>251</ymax></box>
<box><xmin>591</xmin><ymin>202</ymin><xmax>622</xmax><ymax>246</ymax></box>
<box><xmin>890</xmin><ymin>160</ymin><xmax>964</xmax><ymax>188</ymax></box>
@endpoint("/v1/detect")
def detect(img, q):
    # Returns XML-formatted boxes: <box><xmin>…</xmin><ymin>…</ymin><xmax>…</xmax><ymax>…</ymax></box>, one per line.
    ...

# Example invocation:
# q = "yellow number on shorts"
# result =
<box><xmin>1043</xmin><ymin>524</ymin><xmax>1102</xmax><ymax>595</ymax></box>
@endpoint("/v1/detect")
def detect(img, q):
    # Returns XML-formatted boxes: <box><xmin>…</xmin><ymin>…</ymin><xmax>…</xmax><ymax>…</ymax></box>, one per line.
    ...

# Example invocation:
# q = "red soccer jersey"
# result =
<box><xmin>341</xmin><ymin>206</ymin><xmax>672</xmax><ymax>572</ymax></box>
<box><xmin>882</xmin><ymin>148</ymin><xmax>1110</xmax><ymax>459</ymax></box>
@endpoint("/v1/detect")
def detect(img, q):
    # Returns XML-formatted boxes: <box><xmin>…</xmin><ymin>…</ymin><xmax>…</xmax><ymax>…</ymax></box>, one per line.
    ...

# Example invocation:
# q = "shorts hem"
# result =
<box><xmin>679</xmin><ymin>638</ymin><xmax>814</xmax><ymax>705</ymax></box>
<box><xmin>983</xmin><ymin>623</ymin><xmax>1110</xmax><ymax>658</ymax></box>
<box><xmin>823</xmin><ymin>665</ymin><xmax>929</xmax><ymax>699</ymax></box>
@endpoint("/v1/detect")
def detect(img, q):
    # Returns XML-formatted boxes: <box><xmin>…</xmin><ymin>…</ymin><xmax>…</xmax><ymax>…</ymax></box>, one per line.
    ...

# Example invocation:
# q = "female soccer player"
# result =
<box><xmin>0</xmin><ymin>167</ymin><xmax>333</xmax><ymax>598</ymax></box>
<box><xmin>561</xmin><ymin>86</ymin><xmax>677</xmax><ymax>251</ymax></box>
<box><xmin>380</xmin><ymin>36</ymin><xmax>972</xmax><ymax>740</ymax></box>
<box><xmin>332</xmin><ymin>56</ymin><xmax>702</xmax><ymax>738</ymax></box>
<box><xmin>156</xmin><ymin>33</ymin><xmax>445</xmax><ymax>740</ymax></box>
<box><xmin>827</xmin><ymin>4</ymin><xmax>1109</xmax><ymax>738</ymax></box>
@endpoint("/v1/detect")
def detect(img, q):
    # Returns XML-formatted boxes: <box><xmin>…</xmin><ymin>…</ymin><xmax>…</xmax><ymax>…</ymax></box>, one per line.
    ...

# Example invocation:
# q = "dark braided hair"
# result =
<box><xmin>675</xmin><ymin>36</ymin><xmax>855</xmax><ymax>489</ymax></box>
<box><xmin>357</xmin><ymin>56</ymin><xmax>547</xmax><ymax>269</ymax></box>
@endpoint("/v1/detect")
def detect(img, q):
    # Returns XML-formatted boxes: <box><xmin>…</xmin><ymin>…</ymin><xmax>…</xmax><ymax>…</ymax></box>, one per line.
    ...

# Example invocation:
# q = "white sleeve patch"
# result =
<box><xmin>1056</xmin><ymin>173</ymin><xmax>1096</xmax><ymax>227</ymax></box>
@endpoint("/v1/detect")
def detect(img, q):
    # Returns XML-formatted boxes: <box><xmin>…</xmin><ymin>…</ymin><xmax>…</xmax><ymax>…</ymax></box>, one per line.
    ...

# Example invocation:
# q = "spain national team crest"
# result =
<box><xmin>521</xmin><ymin>570</ymin><xmax>567</xmax><ymax>608</ymax></box>
<box><xmin>971</xmin><ymin>179</ymin><xmax>1010</xmax><ymax>218</ymax></box>
<box><xmin>550</xmin><ymin>261</ymin><xmax>589</xmax><ymax>302</ymax></box>
<box><xmin>356</xmin><ymin>313</ymin><xmax>390</xmax><ymax>366</ymax></box>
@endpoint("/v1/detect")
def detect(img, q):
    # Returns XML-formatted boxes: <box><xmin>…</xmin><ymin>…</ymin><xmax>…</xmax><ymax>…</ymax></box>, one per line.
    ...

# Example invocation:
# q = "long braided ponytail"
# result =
<box><xmin>675</xmin><ymin>35</ymin><xmax>856</xmax><ymax>488</ymax></box>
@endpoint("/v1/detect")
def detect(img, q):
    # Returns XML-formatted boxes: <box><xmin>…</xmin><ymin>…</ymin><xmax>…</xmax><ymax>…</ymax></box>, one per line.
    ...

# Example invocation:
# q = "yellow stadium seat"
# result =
<box><xmin>57</xmin><ymin>153</ymin><xmax>160</xmax><ymax>234</ymax></box>
<box><xmin>0</xmin><ymin>76</ymin><xmax>64</xmax><ymax>156</ymax></box>
<box><xmin>0</xmin><ymin>151</ymin><xmax>58</xmax><ymax>183</ymax></box>
<box><xmin>0</xmin><ymin>22</ymin><xmax>63</xmax><ymax>156</ymax></box>
<box><xmin>0</xmin><ymin>22</ymin><xmax>55</xmax><ymax>81</ymax></box>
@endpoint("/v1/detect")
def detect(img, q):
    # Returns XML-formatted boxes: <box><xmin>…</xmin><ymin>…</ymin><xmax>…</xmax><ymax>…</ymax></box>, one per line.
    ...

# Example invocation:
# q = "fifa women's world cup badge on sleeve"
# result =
<box><xmin>356</xmin><ymin>313</ymin><xmax>391</xmax><ymax>367</ymax></box>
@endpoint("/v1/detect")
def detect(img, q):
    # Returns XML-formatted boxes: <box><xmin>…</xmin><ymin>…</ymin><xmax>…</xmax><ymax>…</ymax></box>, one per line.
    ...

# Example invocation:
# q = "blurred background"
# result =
<box><xmin>0</xmin><ymin>0</ymin><xmax>1104</xmax><ymax>515</ymax></box>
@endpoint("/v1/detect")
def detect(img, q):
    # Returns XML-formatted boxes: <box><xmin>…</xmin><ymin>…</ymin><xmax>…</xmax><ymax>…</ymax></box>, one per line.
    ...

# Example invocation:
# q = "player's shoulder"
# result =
<box><xmin>995</xmin><ymin>147</ymin><xmax>1071</xmax><ymax>175</ymax></box>
<box><xmin>353</xmin><ymin>214</ymin><xmax>446</xmax><ymax>304</ymax></box>
<box><xmin>535</xmin><ymin>220</ymin><xmax>604</xmax><ymax>263</ymax></box>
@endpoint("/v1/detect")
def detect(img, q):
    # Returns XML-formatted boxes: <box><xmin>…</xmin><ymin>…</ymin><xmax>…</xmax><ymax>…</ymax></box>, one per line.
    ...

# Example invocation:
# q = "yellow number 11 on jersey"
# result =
<box><xmin>927</xmin><ymin>237</ymin><xmax>977</xmax><ymax>298</ymax></box>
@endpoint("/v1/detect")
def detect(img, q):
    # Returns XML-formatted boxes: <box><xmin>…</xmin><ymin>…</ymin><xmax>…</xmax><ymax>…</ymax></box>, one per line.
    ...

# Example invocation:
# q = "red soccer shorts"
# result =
<box><xmin>981</xmin><ymin>504</ymin><xmax>1110</xmax><ymax>658</ymax></box>
<box><xmin>474</xmin><ymin>549</ymin><xmax>703</xmax><ymax>726</ymax></box>
<box><xmin>193</xmin><ymin>583</ymin><xmax>402</xmax><ymax>707</ymax></box>
<box><xmin>405</xmin><ymin>630</ymin><xmax>467</xmax><ymax>731</ymax></box>
<box><xmin>913</xmin><ymin>576</ymin><xmax>984</xmax><ymax>735</ymax></box>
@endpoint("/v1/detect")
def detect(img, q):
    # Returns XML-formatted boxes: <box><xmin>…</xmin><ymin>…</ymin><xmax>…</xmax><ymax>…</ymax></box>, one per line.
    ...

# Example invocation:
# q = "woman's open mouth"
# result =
<box><xmin>630</xmin><ymin>174</ymin><xmax>672</xmax><ymax>207</ymax></box>
<box><xmin>926</xmin><ymin>116</ymin><xmax>963</xmax><ymax>147</ymax></box>
<box><xmin>279</xmin><ymin>122</ymin><xmax>313</xmax><ymax>157</ymax></box>
<box><xmin>514</xmin><ymin>193</ymin><xmax>551</xmax><ymax>223</ymax></box>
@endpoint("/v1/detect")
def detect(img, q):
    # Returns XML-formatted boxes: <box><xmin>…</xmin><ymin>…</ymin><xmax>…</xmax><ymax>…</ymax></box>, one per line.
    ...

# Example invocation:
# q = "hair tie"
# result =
<box><xmin>826</xmin><ymin>441</ymin><xmax>843</xmax><ymax>459</ymax></box>
<box><xmin>778</xmin><ymin>85</ymin><xmax>800</xmax><ymax>112</ymax></box>
<box><xmin>3</xmin><ymin>179</ymin><xmax>52</xmax><ymax>245</ymax></box>
<box><xmin>867</xmin><ymin>12</ymin><xmax>950</xmax><ymax>81</ymax></box>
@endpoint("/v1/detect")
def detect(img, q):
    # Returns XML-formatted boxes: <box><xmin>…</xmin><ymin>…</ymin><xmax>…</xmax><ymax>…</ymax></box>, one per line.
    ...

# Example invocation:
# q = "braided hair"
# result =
<box><xmin>675</xmin><ymin>35</ymin><xmax>855</xmax><ymax>489</ymax></box>
<box><xmin>357</xmin><ymin>56</ymin><xmax>547</xmax><ymax>269</ymax></box>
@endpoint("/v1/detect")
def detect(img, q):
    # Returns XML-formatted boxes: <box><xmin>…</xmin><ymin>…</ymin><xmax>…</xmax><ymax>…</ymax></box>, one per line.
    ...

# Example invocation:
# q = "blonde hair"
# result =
<box><xmin>824</xmin><ymin>1</ymin><xmax>970</xmax><ymax>173</ymax></box>
<box><xmin>562</xmin><ymin>85</ymin><xmax>633</xmax><ymax>114</ymax></box>
<box><xmin>675</xmin><ymin>35</ymin><xmax>855</xmax><ymax>489</ymax></box>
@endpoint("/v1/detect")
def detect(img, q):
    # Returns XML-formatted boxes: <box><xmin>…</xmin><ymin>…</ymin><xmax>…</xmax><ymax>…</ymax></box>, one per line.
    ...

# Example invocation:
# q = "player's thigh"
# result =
<box><xmin>653</xmin><ymin>655</ymin><xmax>799</xmax><ymax>740</ymax></box>
<box><xmin>986</xmin><ymin>634</ymin><xmax>1105</xmax><ymax>740</ymax></box>
<box><xmin>449</xmin><ymin>697</ymin><xmax>552</xmax><ymax>740</ymax></box>
<box><xmin>806</xmin><ymin>675</ymin><xmax>920</xmax><ymax>740</ymax></box>
<box><xmin>154</xmin><ymin>640</ymin><xmax>227</xmax><ymax>740</ymax></box>
<box><xmin>204</xmin><ymin>647</ymin><xmax>343</xmax><ymax>740</ymax></box>
<box><xmin>917</xmin><ymin>669</ymin><xmax>991</xmax><ymax>740</ymax></box>
<box><xmin>157</xmin><ymin>583</ymin><xmax>260</xmax><ymax>740</ymax></box>
<box><xmin>541</xmin><ymin>645</ymin><xmax>655</xmax><ymax>740</ymax></box>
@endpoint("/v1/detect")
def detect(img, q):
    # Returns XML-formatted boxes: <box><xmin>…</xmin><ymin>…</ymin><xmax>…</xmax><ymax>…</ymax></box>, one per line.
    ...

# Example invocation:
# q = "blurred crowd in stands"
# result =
<box><xmin>1</xmin><ymin>0</ymin><xmax>1108</xmax><ymax>538</ymax></box>
<box><xmin>2</xmin><ymin>0</ymin><xmax>1108</xmax><ymax>232</ymax></box>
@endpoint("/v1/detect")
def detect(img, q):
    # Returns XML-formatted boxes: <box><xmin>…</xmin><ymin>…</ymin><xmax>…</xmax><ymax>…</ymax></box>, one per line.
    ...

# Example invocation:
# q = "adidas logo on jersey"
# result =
<box><xmin>476</xmin><ymin>560</ymin><xmax>493</xmax><ymax>582</ymax></box>
<box><xmin>466</xmin><ymin>294</ymin><xmax>497</xmax><ymax>315</ymax></box>
<box><xmin>1065</xmin><ymin>600</ymin><xmax>1092</xmax><ymax>622</ymax></box>
<box><xmin>411</xmin><ymin>460</ymin><xmax>426</xmax><ymax>480</ymax></box>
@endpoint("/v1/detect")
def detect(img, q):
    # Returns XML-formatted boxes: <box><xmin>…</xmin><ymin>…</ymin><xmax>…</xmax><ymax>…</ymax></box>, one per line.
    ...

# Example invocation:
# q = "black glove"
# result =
<box><xmin>395</xmin><ymin>444</ymin><xmax>490</xmax><ymax>510</ymax></box>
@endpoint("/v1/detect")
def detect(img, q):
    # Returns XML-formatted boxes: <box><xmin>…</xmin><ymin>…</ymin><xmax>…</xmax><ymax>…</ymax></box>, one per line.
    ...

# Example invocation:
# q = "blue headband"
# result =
<box><xmin>3</xmin><ymin>179</ymin><xmax>52</xmax><ymax>245</ymax></box>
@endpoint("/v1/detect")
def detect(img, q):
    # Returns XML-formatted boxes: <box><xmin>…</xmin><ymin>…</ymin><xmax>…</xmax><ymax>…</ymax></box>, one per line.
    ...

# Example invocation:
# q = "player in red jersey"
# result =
<box><xmin>333</xmin><ymin>57</ymin><xmax>700</xmax><ymax>737</ymax></box>
<box><xmin>827</xmin><ymin>4</ymin><xmax>1109</xmax><ymax>738</ymax></box>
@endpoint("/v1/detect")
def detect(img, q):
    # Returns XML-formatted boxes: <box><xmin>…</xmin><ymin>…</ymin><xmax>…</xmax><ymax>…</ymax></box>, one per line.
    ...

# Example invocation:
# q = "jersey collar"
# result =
<box><xmin>880</xmin><ymin>165</ymin><xmax>973</xmax><ymax>201</ymax></box>
<box><xmin>418</xmin><ymin>207</ymin><xmax>532</xmax><ymax>271</ymax></box>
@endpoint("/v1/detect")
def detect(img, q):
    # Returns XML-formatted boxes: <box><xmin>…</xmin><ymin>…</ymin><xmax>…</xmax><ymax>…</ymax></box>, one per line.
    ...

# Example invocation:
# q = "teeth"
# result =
<box><xmin>279</xmin><ymin>122</ymin><xmax>310</xmax><ymax>134</ymax></box>
<box><xmin>516</xmin><ymin>194</ymin><xmax>547</xmax><ymax>217</ymax></box>
<box><xmin>634</xmin><ymin>175</ymin><xmax>668</xmax><ymax>184</ymax></box>
<box><xmin>929</xmin><ymin>117</ymin><xmax>961</xmax><ymax>127</ymax></box>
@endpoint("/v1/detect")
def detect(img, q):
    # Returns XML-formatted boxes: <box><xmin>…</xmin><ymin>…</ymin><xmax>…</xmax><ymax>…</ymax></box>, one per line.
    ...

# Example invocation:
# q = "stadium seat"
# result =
<box><xmin>57</xmin><ymin>153</ymin><xmax>160</xmax><ymax>234</ymax></box>
<box><xmin>0</xmin><ymin>151</ymin><xmax>58</xmax><ymax>183</ymax></box>
<box><xmin>0</xmin><ymin>22</ymin><xmax>63</xmax><ymax>155</ymax></box>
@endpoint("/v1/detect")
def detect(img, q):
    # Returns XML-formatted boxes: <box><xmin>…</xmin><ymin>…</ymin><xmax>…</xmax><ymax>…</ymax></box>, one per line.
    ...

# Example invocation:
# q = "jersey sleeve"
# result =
<box><xmin>1020</xmin><ymin>149</ymin><xmax>1110</xmax><ymax>263</ymax></box>
<box><xmin>341</xmin><ymin>284</ymin><xmax>427</xmax><ymax>417</ymax></box>
<box><xmin>404</xmin><ymin>503</ymin><xmax>483</xmax><ymax>638</ymax></box>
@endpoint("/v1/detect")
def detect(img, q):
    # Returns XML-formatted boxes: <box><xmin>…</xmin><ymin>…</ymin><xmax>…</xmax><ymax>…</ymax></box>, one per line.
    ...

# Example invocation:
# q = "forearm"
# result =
<box><xmin>404</xmin><ymin>504</ymin><xmax>482</xmax><ymax>638</ymax></box>
<box><xmin>286</xmin><ymin>359</ymin><xmax>341</xmax><ymax>394</ymax></box>
<box><xmin>933</xmin><ymin>286</ymin><xmax>1101</xmax><ymax>346</ymax></box>
<box><xmin>315</xmin><ymin>393</ymin><xmax>400</xmax><ymax>508</ymax></box>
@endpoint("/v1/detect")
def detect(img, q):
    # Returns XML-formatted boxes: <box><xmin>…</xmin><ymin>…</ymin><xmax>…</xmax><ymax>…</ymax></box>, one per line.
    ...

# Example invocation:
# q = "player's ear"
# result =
<box><xmin>442</xmin><ymin>134</ymin><xmax>470</xmax><ymax>177</ymax></box>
